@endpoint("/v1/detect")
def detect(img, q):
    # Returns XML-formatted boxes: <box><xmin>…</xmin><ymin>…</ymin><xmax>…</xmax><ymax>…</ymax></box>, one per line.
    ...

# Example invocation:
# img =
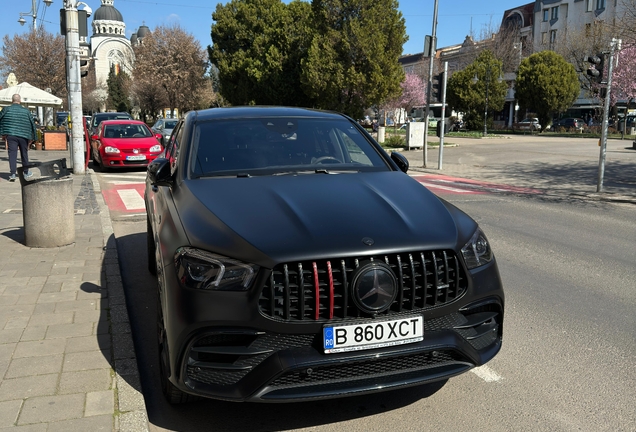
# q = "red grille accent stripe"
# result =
<box><xmin>313</xmin><ymin>262</ymin><xmax>319</xmax><ymax>320</ymax></box>
<box><xmin>327</xmin><ymin>261</ymin><xmax>334</xmax><ymax>319</ymax></box>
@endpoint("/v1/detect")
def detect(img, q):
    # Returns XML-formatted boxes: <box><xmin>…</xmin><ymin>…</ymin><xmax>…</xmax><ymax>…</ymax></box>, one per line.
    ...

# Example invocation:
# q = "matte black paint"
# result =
<box><xmin>145</xmin><ymin>107</ymin><xmax>504</xmax><ymax>403</ymax></box>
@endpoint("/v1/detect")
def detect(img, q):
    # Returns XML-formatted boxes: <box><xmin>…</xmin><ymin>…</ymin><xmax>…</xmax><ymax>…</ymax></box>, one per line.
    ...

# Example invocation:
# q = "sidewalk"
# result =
<box><xmin>0</xmin><ymin>150</ymin><xmax>148</xmax><ymax>431</ymax></box>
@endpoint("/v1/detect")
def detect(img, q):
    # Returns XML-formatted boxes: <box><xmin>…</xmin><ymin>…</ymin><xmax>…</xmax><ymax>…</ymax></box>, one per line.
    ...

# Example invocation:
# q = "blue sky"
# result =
<box><xmin>2</xmin><ymin>0</ymin><xmax>523</xmax><ymax>57</ymax></box>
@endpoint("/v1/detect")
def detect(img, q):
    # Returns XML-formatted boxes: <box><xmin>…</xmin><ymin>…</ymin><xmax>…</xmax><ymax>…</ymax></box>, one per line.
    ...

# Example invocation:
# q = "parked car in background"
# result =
<box><xmin>550</xmin><ymin>118</ymin><xmax>584</xmax><ymax>132</ymax></box>
<box><xmin>513</xmin><ymin>118</ymin><xmax>541</xmax><ymax>131</ymax></box>
<box><xmin>145</xmin><ymin>106</ymin><xmax>505</xmax><ymax>404</ymax></box>
<box><xmin>89</xmin><ymin>111</ymin><xmax>132</xmax><ymax>135</ymax></box>
<box><xmin>90</xmin><ymin>120</ymin><xmax>163</xmax><ymax>170</ymax></box>
<box><xmin>151</xmin><ymin>118</ymin><xmax>178</xmax><ymax>145</ymax></box>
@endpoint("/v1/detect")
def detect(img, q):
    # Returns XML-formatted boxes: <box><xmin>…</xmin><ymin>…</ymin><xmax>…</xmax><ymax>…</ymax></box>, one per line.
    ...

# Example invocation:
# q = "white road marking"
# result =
<box><xmin>418</xmin><ymin>181</ymin><xmax>473</xmax><ymax>193</ymax></box>
<box><xmin>117</xmin><ymin>189</ymin><xmax>145</xmax><ymax>210</ymax></box>
<box><xmin>470</xmin><ymin>365</ymin><xmax>503</xmax><ymax>382</ymax></box>
<box><xmin>100</xmin><ymin>173</ymin><xmax>147</xmax><ymax>180</ymax></box>
<box><xmin>434</xmin><ymin>179</ymin><xmax>510</xmax><ymax>192</ymax></box>
<box><xmin>111</xmin><ymin>181</ymin><xmax>145</xmax><ymax>185</ymax></box>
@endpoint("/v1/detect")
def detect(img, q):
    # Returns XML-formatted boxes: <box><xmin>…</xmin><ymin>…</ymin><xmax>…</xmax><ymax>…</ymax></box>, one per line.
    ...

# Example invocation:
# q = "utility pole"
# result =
<box><xmin>422</xmin><ymin>0</ymin><xmax>439</xmax><ymax>168</ymax></box>
<box><xmin>438</xmin><ymin>61</ymin><xmax>448</xmax><ymax>170</ymax></box>
<box><xmin>597</xmin><ymin>38</ymin><xmax>621</xmax><ymax>192</ymax></box>
<box><xmin>63</xmin><ymin>0</ymin><xmax>85</xmax><ymax>174</ymax></box>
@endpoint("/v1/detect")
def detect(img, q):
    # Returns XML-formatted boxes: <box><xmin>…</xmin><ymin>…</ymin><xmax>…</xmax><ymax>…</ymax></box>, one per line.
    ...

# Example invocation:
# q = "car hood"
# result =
<box><xmin>100</xmin><ymin>137</ymin><xmax>159</xmax><ymax>149</ymax></box>
<box><xmin>177</xmin><ymin>171</ymin><xmax>473</xmax><ymax>266</ymax></box>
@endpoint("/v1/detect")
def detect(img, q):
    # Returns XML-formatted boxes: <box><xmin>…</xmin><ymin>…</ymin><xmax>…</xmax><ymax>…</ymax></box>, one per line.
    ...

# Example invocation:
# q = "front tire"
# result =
<box><xmin>157</xmin><ymin>293</ymin><xmax>196</xmax><ymax>404</ymax></box>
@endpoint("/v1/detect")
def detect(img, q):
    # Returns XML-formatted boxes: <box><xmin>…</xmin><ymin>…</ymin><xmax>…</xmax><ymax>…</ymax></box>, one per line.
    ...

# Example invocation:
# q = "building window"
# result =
<box><xmin>542</xmin><ymin>32</ymin><xmax>548</xmax><ymax>45</ymax></box>
<box><xmin>543</xmin><ymin>9</ymin><xmax>549</xmax><ymax>21</ymax></box>
<box><xmin>550</xmin><ymin>30</ymin><xmax>557</xmax><ymax>49</ymax></box>
<box><xmin>596</xmin><ymin>0</ymin><xmax>605</xmax><ymax>9</ymax></box>
<box><xmin>551</xmin><ymin>6</ymin><xmax>559</xmax><ymax>20</ymax></box>
<box><xmin>587</xmin><ymin>0</ymin><xmax>594</xmax><ymax>11</ymax></box>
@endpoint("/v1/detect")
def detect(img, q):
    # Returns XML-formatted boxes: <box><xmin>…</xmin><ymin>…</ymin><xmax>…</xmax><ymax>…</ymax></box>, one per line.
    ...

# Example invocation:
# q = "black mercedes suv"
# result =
<box><xmin>145</xmin><ymin>106</ymin><xmax>505</xmax><ymax>403</ymax></box>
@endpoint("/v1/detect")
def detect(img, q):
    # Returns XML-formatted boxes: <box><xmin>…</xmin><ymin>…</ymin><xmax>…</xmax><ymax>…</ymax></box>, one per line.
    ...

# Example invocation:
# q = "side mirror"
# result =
<box><xmin>390</xmin><ymin>152</ymin><xmax>409</xmax><ymax>173</ymax></box>
<box><xmin>147</xmin><ymin>158</ymin><xmax>173</xmax><ymax>186</ymax></box>
<box><xmin>155</xmin><ymin>133</ymin><xmax>163</xmax><ymax>141</ymax></box>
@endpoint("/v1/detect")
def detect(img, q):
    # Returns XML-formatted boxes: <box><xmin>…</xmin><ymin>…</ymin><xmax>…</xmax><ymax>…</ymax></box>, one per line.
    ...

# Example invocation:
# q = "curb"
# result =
<box><xmin>89</xmin><ymin>169</ymin><xmax>150</xmax><ymax>432</ymax></box>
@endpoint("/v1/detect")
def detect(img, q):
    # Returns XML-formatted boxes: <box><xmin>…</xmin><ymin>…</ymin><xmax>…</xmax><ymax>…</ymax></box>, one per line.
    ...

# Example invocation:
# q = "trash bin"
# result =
<box><xmin>377</xmin><ymin>126</ymin><xmax>386</xmax><ymax>143</ymax></box>
<box><xmin>17</xmin><ymin>159</ymin><xmax>75</xmax><ymax>248</ymax></box>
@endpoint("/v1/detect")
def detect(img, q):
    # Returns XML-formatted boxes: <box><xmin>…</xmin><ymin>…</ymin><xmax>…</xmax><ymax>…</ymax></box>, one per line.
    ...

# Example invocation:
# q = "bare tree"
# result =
<box><xmin>478</xmin><ymin>21</ymin><xmax>533</xmax><ymax>73</ymax></box>
<box><xmin>133</xmin><ymin>24</ymin><xmax>209</xmax><ymax>118</ymax></box>
<box><xmin>615</xmin><ymin>0</ymin><xmax>636</xmax><ymax>45</ymax></box>
<box><xmin>555</xmin><ymin>22</ymin><xmax>613</xmax><ymax>96</ymax></box>
<box><xmin>132</xmin><ymin>78</ymin><xmax>167</xmax><ymax>124</ymax></box>
<box><xmin>0</xmin><ymin>28</ymin><xmax>67</xmax><ymax>103</ymax></box>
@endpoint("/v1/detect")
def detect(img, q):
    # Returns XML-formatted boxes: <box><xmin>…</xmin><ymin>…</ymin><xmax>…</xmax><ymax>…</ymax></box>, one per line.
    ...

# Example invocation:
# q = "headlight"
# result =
<box><xmin>104</xmin><ymin>146</ymin><xmax>120</xmax><ymax>154</ymax></box>
<box><xmin>150</xmin><ymin>144</ymin><xmax>162</xmax><ymax>152</ymax></box>
<box><xmin>174</xmin><ymin>247</ymin><xmax>259</xmax><ymax>291</ymax></box>
<box><xmin>461</xmin><ymin>228</ymin><xmax>493</xmax><ymax>269</ymax></box>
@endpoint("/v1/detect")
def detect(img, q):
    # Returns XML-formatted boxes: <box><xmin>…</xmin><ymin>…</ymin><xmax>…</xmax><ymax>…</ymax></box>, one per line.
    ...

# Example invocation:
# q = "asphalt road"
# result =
<box><xmin>105</xmin><ymin>136</ymin><xmax>636</xmax><ymax>431</ymax></box>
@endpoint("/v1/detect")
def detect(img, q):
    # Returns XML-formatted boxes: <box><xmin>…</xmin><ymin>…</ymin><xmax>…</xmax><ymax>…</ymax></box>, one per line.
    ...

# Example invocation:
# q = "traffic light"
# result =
<box><xmin>585</xmin><ymin>54</ymin><xmax>604</xmax><ymax>83</ymax></box>
<box><xmin>80</xmin><ymin>59</ymin><xmax>89</xmax><ymax>78</ymax></box>
<box><xmin>431</xmin><ymin>72</ymin><xmax>445</xmax><ymax>102</ymax></box>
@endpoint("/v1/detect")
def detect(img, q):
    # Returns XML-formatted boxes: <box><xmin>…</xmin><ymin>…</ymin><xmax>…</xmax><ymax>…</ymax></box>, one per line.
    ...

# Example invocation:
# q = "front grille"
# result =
<box><xmin>268</xmin><ymin>350</ymin><xmax>468</xmax><ymax>387</ymax></box>
<box><xmin>259</xmin><ymin>250</ymin><xmax>467</xmax><ymax>322</ymax></box>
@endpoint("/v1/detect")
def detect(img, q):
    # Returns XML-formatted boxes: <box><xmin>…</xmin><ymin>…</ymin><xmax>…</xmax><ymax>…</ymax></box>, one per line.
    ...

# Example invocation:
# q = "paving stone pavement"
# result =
<box><xmin>0</xmin><ymin>149</ymin><xmax>148</xmax><ymax>431</ymax></box>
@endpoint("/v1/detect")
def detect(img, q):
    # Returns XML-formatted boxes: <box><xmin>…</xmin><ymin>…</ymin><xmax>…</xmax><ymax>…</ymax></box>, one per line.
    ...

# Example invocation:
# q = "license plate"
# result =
<box><xmin>126</xmin><ymin>155</ymin><xmax>146</xmax><ymax>161</ymax></box>
<box><xmin>323</xmin><ymin>316</ymin><xmax>423</xmax><ymax>354</ymax></box>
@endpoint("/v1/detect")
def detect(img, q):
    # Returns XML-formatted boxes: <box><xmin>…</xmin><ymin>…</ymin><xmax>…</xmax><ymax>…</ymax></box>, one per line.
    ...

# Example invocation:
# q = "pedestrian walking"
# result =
<box><xmin>0</xmin><ymin>94</ymin><xmax>37</xmax><ymax>182</ymax></box>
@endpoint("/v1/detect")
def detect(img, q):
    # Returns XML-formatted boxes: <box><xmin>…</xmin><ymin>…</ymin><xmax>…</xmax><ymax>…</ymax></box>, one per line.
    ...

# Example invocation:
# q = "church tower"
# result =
<box><xmin>90</xmin><ymin>0</ymin><xmax>133</xmax><ymax>87</ymax></box>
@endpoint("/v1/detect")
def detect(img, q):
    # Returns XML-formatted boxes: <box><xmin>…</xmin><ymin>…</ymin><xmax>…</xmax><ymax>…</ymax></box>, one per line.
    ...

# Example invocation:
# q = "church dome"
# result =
<box><xmin>93</xmin><ymin>0</ymin><xmax>124</xmax><ymax>22</ymax></box>
<box><xmin>137</xmin><ymin>25</ymin><xmax>151</xmax><ymax>38</ymax></box>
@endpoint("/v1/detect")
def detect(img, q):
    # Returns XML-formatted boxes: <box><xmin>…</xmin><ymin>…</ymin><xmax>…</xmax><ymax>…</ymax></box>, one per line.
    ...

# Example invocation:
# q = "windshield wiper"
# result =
<box><xmin>272</xmin><ymin>169</ymin><xmax>359</xmax><ymax>176</ymax></box>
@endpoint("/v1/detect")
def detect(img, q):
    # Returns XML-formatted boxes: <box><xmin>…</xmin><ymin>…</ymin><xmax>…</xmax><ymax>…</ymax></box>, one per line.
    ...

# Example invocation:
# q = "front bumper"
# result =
<box><xmin>160</xmin><ymin>260</ymin><xmax>504</xmax><ymax>402</ymax></box>
<box><xmin>101</xmin><ymin>152</ymin><xmax>161</xmax><ymax>168</ymax></box>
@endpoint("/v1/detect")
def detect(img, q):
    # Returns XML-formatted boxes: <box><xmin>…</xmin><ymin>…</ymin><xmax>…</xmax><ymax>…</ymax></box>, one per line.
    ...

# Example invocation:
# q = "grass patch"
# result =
<box><xmin>382</xmin><ymin>135</ymin><xmax>406</xmax><ymax>148</ymax></box>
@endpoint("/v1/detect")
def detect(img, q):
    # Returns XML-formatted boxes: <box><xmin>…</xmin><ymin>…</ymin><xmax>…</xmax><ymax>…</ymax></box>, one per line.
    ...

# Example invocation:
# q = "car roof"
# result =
<box><xmin>188</xmin><ymin>106</ymin><xmax>347</xmax><ymax>122</ymax></box>
<box><xmin>92</xmin><ymin>112</ymin><xmax>131</xmax><ymax>117</ymax></box>
<box><xmin>100</xmin><ymin>120</ymin><xmax>146</xmax><ymax>126</ymax></box>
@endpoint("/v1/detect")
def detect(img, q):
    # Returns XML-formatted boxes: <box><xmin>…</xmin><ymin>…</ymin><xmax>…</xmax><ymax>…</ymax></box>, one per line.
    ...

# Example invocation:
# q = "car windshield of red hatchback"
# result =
<box><xmin>104</xmin><ymin>124</ymin><xmax>151</xmax><ymax>138</ymax></box>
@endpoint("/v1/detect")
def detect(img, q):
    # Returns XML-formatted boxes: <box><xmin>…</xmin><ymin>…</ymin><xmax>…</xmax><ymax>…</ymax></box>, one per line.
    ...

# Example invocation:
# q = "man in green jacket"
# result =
<box><xmin>0</xmin><ymin>94</ymin><xmax>37</xmax><ymax>181</ymax></box>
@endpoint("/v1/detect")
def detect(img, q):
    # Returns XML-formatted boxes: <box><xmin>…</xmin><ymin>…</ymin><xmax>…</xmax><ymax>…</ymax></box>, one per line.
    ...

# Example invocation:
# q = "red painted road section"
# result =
<box><xmin>99</xmin><ymin>174</ymin><xmax>542</xmax><ymax>214</ymax></box>
<box><xmin>102</xmin><ymin>183</ymin><xmax>146</xmax><ymax>213</ymax></box>
<box><xmin>411</xmin><ymin>173</ymin><xmax>542</xmax><ymax>195</ymax></box>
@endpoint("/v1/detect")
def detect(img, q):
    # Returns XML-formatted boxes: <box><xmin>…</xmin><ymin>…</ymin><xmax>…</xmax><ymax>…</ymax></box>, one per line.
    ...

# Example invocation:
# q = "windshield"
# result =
<box><xmin>93</xmin><ymin>113</ymin><xmax>131</xmax><ymax>127</ymax></box>
<box><xmin>189</xmin><ymin>117</ymin><xmax>389</xmax><ymax>177</ymax></box>
<box><xmin>103</xmin><ymin>124</ymin><xmax>151</xmax><ymax>138</ymax></box>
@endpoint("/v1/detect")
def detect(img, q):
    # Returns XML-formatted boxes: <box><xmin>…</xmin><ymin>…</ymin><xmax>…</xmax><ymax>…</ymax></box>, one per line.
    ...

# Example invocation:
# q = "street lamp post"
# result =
<box><xmin>472</xmin><ymin>65</ymin><xmax>502</xmax><ymax>137</ymax></box>
<box><xmin>18</xmin><ymin>0</ymin><xmax>53</xmax><ymax>31</ymax></box>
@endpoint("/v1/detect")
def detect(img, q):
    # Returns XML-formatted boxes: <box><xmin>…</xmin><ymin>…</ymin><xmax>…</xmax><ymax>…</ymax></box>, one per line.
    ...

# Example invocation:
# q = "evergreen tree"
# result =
<box><xmin>301</xmin><ymin>0</ymin><xmax>407</xmax><ymax>118</ymax></box>
<box><xmin>210</xmin><ymin>0</ymin><xmax>313</xmax><ymax>107</ymax></box>
<box><xmin>107</xmin><ymin>65</ymin><xmax>131</xmax><ymax>113</ymax></box>
<box><xmin>446</xmin><ymin>50</ymin><xmax>507</xmax><ymax>131</ymax></box>
<box><xmin>515</xmin><ymin>51</ymin><xmax>579</xmax><ymax>130</ymax></box>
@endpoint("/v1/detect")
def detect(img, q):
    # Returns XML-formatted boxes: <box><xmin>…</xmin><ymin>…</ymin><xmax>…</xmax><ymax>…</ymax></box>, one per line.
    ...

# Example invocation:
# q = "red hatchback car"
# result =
<box><xmin>90</xmin><ymin>120</ymin><xmax>163</xmax><ymax>169</ymax></box>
